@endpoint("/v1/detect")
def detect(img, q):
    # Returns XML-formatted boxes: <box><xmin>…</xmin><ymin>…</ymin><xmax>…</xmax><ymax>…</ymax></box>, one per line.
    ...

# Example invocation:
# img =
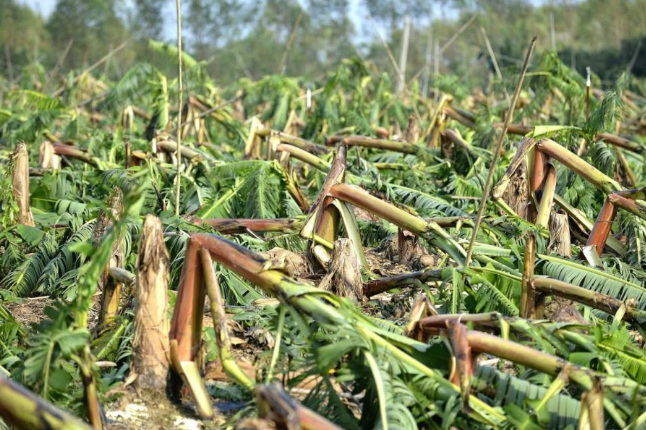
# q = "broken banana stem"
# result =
<box><xmin>531</xmin><ymin>276</ymin><xmax>646</xmax><ymax>324</ymax></box>
<box><xmin>51</xmin><ymin>143</ymin><xmax>99</xmax><ymax>167</ymax></box>
<box><xmin>11</xmin><ymin>143</ymin><xmax>35</xmax><ymax>227</ymax></box>
<box><xmin>168</xmin><ymin>237</ymin><xmax>213</xmax><ymax>419</ymax></box>
<box><xmin>535</xmin><ymin>162</ymin><xmax>556</xmax><ymax>229</ymax></box>
<box><xmin>492</xmin><ymin>138</ymin><xmax>536</xmax><ymax>201</ymax></box>
<box><xmin>501</xmin><ymin>123</ymin><xmax>644</xmax><ymax>154</ymax></box>
<box><xmin>363</xmin><ymin>269</ymin><xmax>443</xmax><ymax>297</ymax></box>
<box><xmin>108</xmin><ymin>267</ymin><xmax>136</xmax><ymax>285</ymax></box>
<box><xmin>419</xmin><ymin>312</ymin><xmax>504</xmax><ymax>334</ymax></box>
<box><xmin>537</xmin><ymin>139</ymin><xmax>623</xmax><ymax>195</ymax></box>
<box><xmin>256</xmin><ymin>128</ymin><xmax>328</xmax><ymax>155</ymax></box>
<box><xmin>255</xmin><ymin>383</ymin><xmax>343</xmax><ymax>430</ymax></box>
<box><xmin>596</xmin><ymin>132</ymin><xmax>643</xmax><ymax>154</ymax></box>
<box><xmin>157</xmin><ymin>140</ymin><xmax>208</xmax><ymax>161</ymax></box>
<box><xmin>328</xmin><ymin>183</ymin><xmax>466</xmax><ymax>261</ymax></box>
<box><xmin>554</xmin><ymin>194</ymin><xmax>626</xmax><ymax>255</ymax></box>
<box><xmin>200</xmin><ymin>248</ymin><xmax>255</xmax><ymax>391</ymax></box>
<box><xmin>586</xmin><ymin>198</ymin><xmax>618</xmax><ymax>256</ymax></box>
<box><xmin>276</xmin><ymin>143</ymin><xmax>331</xmax><ymax>172</ymax></box>
<box><xmin>465</xmin><ymin>329</ymin><xmax>645</xmax><ymax>408</ymax></box>
<box><xmin>330</xmin><ymin>135</ymin><xmax>419</xmax><ymax>154</ymax></box>
<box><xmin>519</xmin><ymin>232</ymin><xmax>537</xmax><ymax>319</ymax></box>
<box><xmin>0</xmin><ymin>374</ymin><xmax>94</xmax><ymax>430</ymax></box>
<box><xmin>191</xmin><ymin>217</ymin><xmax>304</xmax><ymax>234</ymax></box>
<box><xmin>300</xmin><ymin>144</ymin><xmax>347</xmax><ymax>241</ymax></box>
<box><xmin>442</xmin><ymin>129</ymin><xmax>473</xmax><ymax>153</ymax></box>
<box><xmin>442</xmin><ymin>105</ymin><xmax>476</xmax><ymax>129</ymax></box>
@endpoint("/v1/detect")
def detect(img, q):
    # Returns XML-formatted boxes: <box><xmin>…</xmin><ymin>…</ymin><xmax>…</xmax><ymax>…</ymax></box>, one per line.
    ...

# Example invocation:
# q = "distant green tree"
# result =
<box><xmin>0</xmin><ymin>0</ymin><xmax>47</xmax><ymax>80</ymax></box>
<box><xmin>46</xmin><ymin>0</ymin><xmax>130</xmax><ymax>71</ymax></box>
<box><xmin>133</xmin><ymin>0</ymin><xmax>166</xmax><ymax>41</ymax></box>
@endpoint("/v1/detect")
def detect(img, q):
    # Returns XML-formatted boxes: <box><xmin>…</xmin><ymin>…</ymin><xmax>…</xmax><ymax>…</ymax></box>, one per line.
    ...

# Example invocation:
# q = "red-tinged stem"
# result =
<box><xmin>607</xmin><ymin>192</ymin><xmax>646</xmax><ymax>218</ymax></box>
<box><xmin>536</xmin><ymin>163</ymin><xmax>556</xmax><ymax>228</ymax></box>
<box><xmin>586</xmin><ymin>198</ymin><xmax>617</xmax><ymax>256</ymax></box>
<box><xmin>530</xmin><ymin>148</ymin><xmax>547</xmax><ymax>193</ymax></box>
<box><xmin>169</xmin><ymin>237</ymin><xmax>205</xmax><ymax>362</ymax></box>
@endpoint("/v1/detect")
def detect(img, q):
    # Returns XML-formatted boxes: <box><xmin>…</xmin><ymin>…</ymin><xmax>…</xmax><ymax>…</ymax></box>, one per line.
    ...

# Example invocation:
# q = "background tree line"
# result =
<box><xmin>1</xmin><ymin>0</ymin><xmax>646</xmax><ymax>87</ymax></box>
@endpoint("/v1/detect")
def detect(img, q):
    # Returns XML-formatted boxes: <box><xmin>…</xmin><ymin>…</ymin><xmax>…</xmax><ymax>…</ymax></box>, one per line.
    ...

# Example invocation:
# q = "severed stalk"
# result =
<box><xmin>463</xmin><ymin>36</ymin><xmax>537</xmax><ymax>272</ymax></box>
<box><xmin>38</xmin><ymin>141</ymin><xmax>61</xmax><ymax>170</ymax></box>
<box><xmin>11</xmin><ymin>143</ymin><xmax>35</xmax><ymax>227</ymax></box>
<box><xmin>132</xmin><ymin>216</ymin><xmax>170</xmax><ymax>390</ymax></box>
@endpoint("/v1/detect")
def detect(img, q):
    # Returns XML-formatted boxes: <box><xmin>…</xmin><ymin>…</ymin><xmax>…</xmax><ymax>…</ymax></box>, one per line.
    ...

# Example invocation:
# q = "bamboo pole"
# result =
<box><xmin>174</xmin><ymin>0</ymin><xmax>184</xmax><ymax>216</ymax></box>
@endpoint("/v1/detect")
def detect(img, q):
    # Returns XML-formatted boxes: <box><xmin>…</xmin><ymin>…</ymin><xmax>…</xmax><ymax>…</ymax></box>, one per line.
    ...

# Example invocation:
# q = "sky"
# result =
<box><xmin>19</xmin><ymin>0</ymin><xmax>56</xmax><ymax>16</ymax></box>
<box><xmin>16</xmin><ymin>0</ymin><xmax>460</xmax><ymax>44</ymax></box>
<box><xmin>16</xmin><ymin>0</ymin><xmax>553</xmax><ymax>43</ymax></box>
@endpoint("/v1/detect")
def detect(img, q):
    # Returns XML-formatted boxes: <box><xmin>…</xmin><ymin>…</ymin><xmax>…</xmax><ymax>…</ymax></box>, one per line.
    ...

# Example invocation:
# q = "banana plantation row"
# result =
<box><xmin>1</xmin><ymin>47</ymin><xmax>646</xmax><ymax>429</ymax></box>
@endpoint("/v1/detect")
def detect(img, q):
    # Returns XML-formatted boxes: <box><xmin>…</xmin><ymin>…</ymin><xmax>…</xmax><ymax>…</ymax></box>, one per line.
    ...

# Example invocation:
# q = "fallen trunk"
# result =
<box><xmin>0</xmin><ymin>374</ymin><xmax>93</xmax><ymax>430</ymax></box>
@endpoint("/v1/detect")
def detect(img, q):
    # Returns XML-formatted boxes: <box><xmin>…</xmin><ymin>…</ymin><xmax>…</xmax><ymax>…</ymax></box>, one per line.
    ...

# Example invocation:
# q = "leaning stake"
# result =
<box><xmin>463</xmin><ymin>35</ymin><xmax>537</xmax><ymax>271</ymax></box>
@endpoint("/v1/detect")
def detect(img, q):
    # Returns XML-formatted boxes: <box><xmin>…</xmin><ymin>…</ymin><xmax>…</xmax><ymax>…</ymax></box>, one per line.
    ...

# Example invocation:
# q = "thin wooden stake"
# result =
<box><xmin>174</xmin><ymin>0</ymin><xmax>183</xmax><ymax>216</ymax></box>
<box><xmin>463</xmin><ymin>36</ymin><xmax>537</xmax><ymax>272</ymax></box>
<box><xmin>396</xmin><ymin>16</ymin><xmax>411</xmax><ymax>94</ymax></box>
